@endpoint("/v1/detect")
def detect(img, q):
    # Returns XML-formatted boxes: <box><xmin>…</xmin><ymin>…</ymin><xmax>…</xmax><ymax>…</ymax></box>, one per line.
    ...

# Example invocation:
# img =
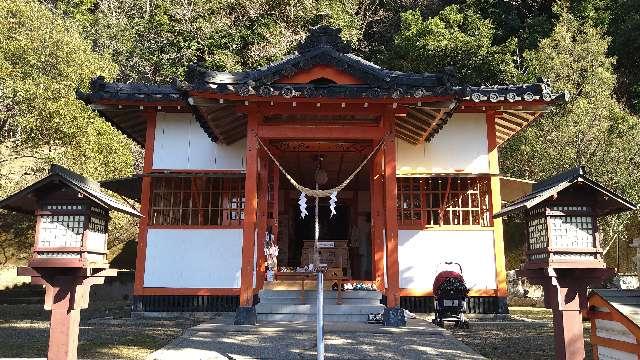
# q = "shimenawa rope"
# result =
<box><xmin>256</xmin><ymin>137</ymin><xmax>384</xmax><ymax>198</ymax></box>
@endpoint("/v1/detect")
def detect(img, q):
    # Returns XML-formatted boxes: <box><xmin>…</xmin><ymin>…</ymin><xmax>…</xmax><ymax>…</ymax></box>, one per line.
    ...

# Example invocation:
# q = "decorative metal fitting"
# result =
<box><xmin>258</xmin><ymin>86</ymin><xmax>274</xmax><ymax>97</ymax></box>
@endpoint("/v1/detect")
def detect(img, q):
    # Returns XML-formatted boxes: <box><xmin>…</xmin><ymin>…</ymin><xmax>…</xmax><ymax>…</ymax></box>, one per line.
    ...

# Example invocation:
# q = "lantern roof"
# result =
<box><xmin>0</xmin><ymin>164</ymin><xmax>141</xmax><ymax>217</ymax></box>
<box><xmin>494</xmin><ymin>166</ymin><xmax>637</xmax><ymax>218</ymax></box>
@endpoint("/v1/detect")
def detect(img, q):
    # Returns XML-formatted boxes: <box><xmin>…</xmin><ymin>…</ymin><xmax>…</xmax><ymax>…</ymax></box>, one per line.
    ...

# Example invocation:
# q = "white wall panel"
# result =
<box><xmin>598</xmin><ymin>346</ymin><xmax>636</xmax><ymax>360</ymax></box>
<box><xmin>596</xmin><ymin>319</ymin><xmax>637</xmax><ymax>343</ymax></box>
<box><xmin>397</xmin><ymin>113</ymin><xmax>489</xmax><ymax>174</ymax></box>
<box><xmin>153</xmin><ymin>112</ymin><xmax>246</xmax><ymax>170</ymax></box>
<box><xmin>398</xmin><ymin>229</ymin><xmax>496</xmax><ymax>290</ymax></box>
<box><xmin>144</xmin><ymin>228</ymin><xmax>243</xmax><ymax>288</ymax></box>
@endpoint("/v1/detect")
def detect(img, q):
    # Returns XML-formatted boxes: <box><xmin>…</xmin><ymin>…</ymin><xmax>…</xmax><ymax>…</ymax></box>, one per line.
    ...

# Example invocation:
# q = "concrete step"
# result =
<box><xmin>257</xmin><ymin>313</ymin><xmax>372</xmax><ymax>322</ymax></box>
<box><xmin>259</xmin><ymin>290</ymin><xmax>382</xmax><ymax>305</ymax></box>
<box><xmin>259</xmin><ymin>297</ymin><xmax>381</xmax><ymax>305</ymax></box>
<box><xmin>256</xmin><ymin>303</ymin><xmax>384</xmax><ymax>315</ymax></box>
<box><xmin>260</xmin><ymin>290</ymin><xmax>381</xmax><ymax>299</ymax></box>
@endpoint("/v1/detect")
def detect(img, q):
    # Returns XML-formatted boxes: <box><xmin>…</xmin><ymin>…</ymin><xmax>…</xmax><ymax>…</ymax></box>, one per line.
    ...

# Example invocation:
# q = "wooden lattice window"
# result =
<box><xmin>150</xmin><ymin>176</ymin><xmax>245</xmax><ymax>227</ymax></box>
<box><xmin>397</xmin><ymin>176</ymin><xmax>491</xmax><ymax>227</ymax></box>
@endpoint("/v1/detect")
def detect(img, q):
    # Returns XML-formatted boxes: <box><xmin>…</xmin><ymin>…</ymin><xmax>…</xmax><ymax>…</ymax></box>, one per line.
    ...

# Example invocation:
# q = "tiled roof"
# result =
<box><xmin>494</xmin><ymin>166</ymin><xmax>637</xmax><ymax>217</ymax></box>
<box><xmin>0</xmin><ymin>165</ymin><xmax>141</xmax><ymax>217</ymax></box>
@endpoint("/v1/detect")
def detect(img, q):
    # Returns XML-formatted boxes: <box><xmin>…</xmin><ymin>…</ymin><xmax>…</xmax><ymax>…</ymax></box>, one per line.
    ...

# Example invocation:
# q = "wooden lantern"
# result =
<box><xmin>497</xmin><ymin>166</ymin><xmax>635</xmax><ymax>271</ymax></box>
<box><xmin>524</xmin><ymin>202</ymin><xmax>603</xmax><ymax>270</ymax></box>
<box><xmin>495</xmin><ymin>166</ymin><xmax>637</xmax><ymax>360</ymax></box>
<box><xmin>31</xmin><ymin>200</ymin><xmax>110</xmax><ymax>269</ymax></box>
<box><xmin>0</xmin><ymin>164</ymin><xmax>140</xmax><ymax>269</ymax></box>
<box><xmin>0</xmin><ymin>164</ymin><xmax>141</xmax><ymax>360</ymax></box>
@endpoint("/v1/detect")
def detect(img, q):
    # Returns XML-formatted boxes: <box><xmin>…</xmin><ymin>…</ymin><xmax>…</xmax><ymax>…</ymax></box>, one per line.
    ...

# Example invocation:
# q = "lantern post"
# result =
<box><xmin>494</xmin><ymin>166</ymin><xmax>636</xmax><ymax>360</ymax></box>
<box><xmin>0</xmin><ymin>165</ymin><xmax>141</xmax><ymax>360</ymax></box>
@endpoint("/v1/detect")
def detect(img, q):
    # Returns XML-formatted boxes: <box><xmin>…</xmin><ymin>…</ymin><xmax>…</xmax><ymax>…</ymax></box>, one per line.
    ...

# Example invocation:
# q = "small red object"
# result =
<box><xmin>432</xmin><ymin>270</ymin><xmax>464</xmax><ymax>297</ymax></box>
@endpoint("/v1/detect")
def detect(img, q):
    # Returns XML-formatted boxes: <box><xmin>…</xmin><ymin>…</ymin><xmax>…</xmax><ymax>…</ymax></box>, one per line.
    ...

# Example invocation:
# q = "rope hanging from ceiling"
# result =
<box><xmin>256</xmin><ymin>137</ymin><xmax>384</xmax><ymax>218</ymax></box>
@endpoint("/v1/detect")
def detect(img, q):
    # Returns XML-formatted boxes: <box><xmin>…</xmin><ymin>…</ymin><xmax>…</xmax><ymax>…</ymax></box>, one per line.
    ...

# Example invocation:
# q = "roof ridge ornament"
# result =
<box><xmin>297</xmin><ymin>25</ymin><xmax>352</xmax><ymax>54</ymax></box>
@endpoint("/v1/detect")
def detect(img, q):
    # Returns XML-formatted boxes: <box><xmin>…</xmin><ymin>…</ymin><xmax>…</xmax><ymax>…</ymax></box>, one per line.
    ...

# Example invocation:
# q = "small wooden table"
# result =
<box><xmin>275</xmin><ymin>270</ymin><xmax>348</xmax><ymax>304</ymax></box>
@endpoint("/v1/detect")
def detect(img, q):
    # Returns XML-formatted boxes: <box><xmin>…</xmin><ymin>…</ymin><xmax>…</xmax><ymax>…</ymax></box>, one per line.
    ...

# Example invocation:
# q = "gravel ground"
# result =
<box><xmin>0</xmin><ymin>302</ymin><xmax>593</xmax><ymax>360</ymax></box>
<box><xmin>448</xmin><ymin>307</ymin><xmax>593</xmax><ymax>360</ymax></box>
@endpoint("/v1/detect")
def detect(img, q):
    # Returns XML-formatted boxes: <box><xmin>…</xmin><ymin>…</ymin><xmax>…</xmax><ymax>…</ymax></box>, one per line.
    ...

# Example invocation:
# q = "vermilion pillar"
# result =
<box><xmin>521</xmin><ymin>268</ymin><xmax>613</xmax><ymax>359</ymax></box>
<box><xmin>370</xmin><ymin>149</ymin><xmax>385</xmax><ymax>291</ymax></box>
<box><xmin>134</xmin><ymin>110</ymin><xmax>156</xmax><ymax>296</ymax></box>
<box><xmin>236</xmin><ymin>104</ymin><xmax>259</xmax><ymax>325</ymax></box>
<box><xmin>382</xmin><ymin>107</ymin><xmax>400</xmax><ymax>310</ymax></box>
<box><xmin>256</xmin><ymin>148</ymin><xmax>269</xmax><ymax>290</ymax></box>
<box><xmin>18</xmin><ymin>267</ymin><xmax>117</xmax><ymax>360</ymax></box>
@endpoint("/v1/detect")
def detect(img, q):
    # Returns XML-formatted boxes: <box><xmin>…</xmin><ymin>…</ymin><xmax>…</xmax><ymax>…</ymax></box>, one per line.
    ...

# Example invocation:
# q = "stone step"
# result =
<box><xmin>257</xmin><ymin>313</ymin><xmax>372</xmax><ymax>322</ymax></box>
<box><xmin>256</xmin><ymin>303</ymin><xmax>384</xmax><ymax>315</ymax></box>
<box><xmin>259</xmin><ymin>290</ymin><xmax>382</xmax><ymax>305</ymax></box>
<box><xmin>259</xmin><ymin>297</ymin><xmax>381</xmax><ymax>305</ymax></box>
<box><xmin>259</xmin><ymin>290</ymin><xmax>381</xmax><ymax>299</ymax></box>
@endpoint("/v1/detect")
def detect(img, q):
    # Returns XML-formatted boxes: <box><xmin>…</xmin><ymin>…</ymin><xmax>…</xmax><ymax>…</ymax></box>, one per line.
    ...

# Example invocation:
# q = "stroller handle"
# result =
<box><xmin>440</xmin><ymin>261</ymin><xmax>463</xmax><ymax>274</ymax></box>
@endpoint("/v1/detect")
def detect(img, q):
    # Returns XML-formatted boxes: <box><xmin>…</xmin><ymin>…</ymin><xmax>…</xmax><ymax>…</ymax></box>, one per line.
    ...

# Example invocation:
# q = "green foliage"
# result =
<box><xmin>608</xmin><ymin>0</ymin><xmax>640</xmax><ymax>114</ymax></box>
<box><xmin>0</xmin><ymin>0</ymin><xmax>638</xmax><ymax>270</ymax></box>
<box><xmin>389</xmin><ymin>6</ymin><xmax>519</xmax><ymax>85</ymax></box>
<box><xmin>464</xmin><ymin>0</ymin><xmax>555</xmax><ymax>52</ymax></box>
<box><xmin>0</xmin><ymin>0</ymin><xmax>135</xmax><ymax>264</ymax></box>
<box><xmin>500</xmin><ymin>9</ymin><xmax>640</xmax><ymax>268</ymax></box>
<box><xmin>83</xmin><ymin>0</ymin><xmax>372</xmax><ymax>83</ymax></box>
<box><xmin>0</xmin><ymin>0</ymin><xmax>133</xmax><ymax>183</ymax></box>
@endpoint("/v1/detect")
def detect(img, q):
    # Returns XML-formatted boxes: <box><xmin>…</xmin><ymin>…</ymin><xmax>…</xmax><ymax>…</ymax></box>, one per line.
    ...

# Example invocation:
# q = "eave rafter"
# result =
<box><xmin>394</xmin><ymin>101</ymin><xmax>457</xmax><ymax>145</ymax></box>
<box><xmin>190</xmin><ymin>97</ymin><xmax>247</xmax><ymax>145</ymax></box>
<box><xmin>495</xmin><ymin>110</ymin><xmax>542</xmax><ymax>146</ymax></box>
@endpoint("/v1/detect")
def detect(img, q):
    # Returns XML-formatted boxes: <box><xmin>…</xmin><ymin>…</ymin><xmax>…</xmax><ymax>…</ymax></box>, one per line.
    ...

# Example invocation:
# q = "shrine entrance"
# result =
<box><xmin>261</xmin><ymin>141</ymin><xmax>374</xmax><ymax>283</ymax></box>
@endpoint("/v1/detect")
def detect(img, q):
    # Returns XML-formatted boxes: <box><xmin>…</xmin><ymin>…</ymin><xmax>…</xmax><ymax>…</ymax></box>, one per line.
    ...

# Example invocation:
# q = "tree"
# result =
<box><xmin>75</xmin><ymin>0</ymin><xmax>376</xmax><ymax>83</ymax></box>
<box><xmin>500</xmin><ymin>7</ymin><xmax>640</xmax><ymax>270</ymax></box>
<box><xmin>0</xmin><ymin>0</ymin><xmax>135</xmax><ymax>263</ymax></box>
<box><xmin>608</xmin><ymin>0</ymin><xmax>640</xmax><ymax>114</ymax></box>
<box><xmin>388</xmin><ymin>5</ymin><xmax>519</xmax><ymax>85</ymax></box>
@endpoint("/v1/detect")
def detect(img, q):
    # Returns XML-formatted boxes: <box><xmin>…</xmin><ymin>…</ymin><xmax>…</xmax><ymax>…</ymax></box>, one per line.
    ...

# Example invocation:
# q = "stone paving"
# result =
<box><xmin>148</xmin><ymin>316</ymin><xmax>486</xmax><ymax>360</ymax></box>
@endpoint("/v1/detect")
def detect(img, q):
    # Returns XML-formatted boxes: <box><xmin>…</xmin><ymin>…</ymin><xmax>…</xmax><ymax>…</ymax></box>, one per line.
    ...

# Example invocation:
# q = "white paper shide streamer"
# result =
<box><xmin>329</xmin><ymin>191</ymin><xmax>337</xmax><ymax>217</ymax></box>
<box><xmin>298</xmin><ymin>192</ymin><xmax>308</xmax><ymax>218</ymax></box>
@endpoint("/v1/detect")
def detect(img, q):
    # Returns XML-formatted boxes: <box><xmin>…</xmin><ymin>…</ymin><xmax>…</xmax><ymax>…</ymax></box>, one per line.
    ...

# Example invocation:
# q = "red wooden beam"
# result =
<box><xmin>189</xmin><ymin>91</ymin><xmax>453</xmax><ymax>105</ymax></box>
<box><xmin>134</xmin><ymin>110</ymin><xmax>156</xmax><ymax>295</ymax></box>
<box><xmin>257</xmin><ymin>125</ymin><xmax>384</xmax><ymax>140</ymax></box>
<box><xmin>256</xmin><ymin>149</ymin><xmax>269</xmax><ymax>290</ymax></box>
<box><xmin>255</xmin><ymin>102</ymin><xmax>387</xmax><ymax>116</ymax></box>
<box><xmin>239</xmin><ymin>105</ymin><xmax>259</xmax><ymax>307</ymax></box>
<box><xmin>382</xmin><ymin>106</ymin><xmax>401</xmax><ymax>308</ymax></box>
<box><xmin>371</xmin><ymin>150</ymin><xmax>385</xmax><ymax>291</ymax></box>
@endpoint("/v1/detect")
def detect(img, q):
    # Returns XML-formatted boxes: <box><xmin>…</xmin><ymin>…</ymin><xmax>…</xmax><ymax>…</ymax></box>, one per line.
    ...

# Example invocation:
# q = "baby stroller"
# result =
<box><xmin>431</xmin><ymin>262</ymin><xmax>470</xmax><ymax>328</ymax></box>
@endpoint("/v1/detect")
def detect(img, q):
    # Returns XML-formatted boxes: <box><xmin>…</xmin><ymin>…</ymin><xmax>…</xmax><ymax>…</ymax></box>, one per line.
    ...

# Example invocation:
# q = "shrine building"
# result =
<box><xmin>79</xmin><ymin>26</ymin><xmax>567</xmax><ymax>317</ymax></box>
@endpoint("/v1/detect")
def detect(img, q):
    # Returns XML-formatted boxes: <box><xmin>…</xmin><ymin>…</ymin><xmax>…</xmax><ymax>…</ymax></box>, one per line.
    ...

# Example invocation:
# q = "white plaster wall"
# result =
<box><xmin>596</xmin><ymin>319</ymin><xmax>637</xmax><ymax>343</ymax></box>
<box><xmin>598</xmin><ymin>346</ymin><xmax>636</xmax><ymax>360</ymax></box>
<box><xmin>398</xmin><ymin>229</ymin><xmax>496</xmax><ymax>290</ymax></box>
<box><xmin>85</xmin><ymin>231</ymin><xmax>106</xmax><ymax>252</ymax></box>
<box><xmin>397</xmin><ymin>113</ymin><xmax>489</xmax><ymax>174</ymax></box>
<box><xmin>153</xmin><ymin>112</ymin><xmax>246</xmax><ymax>170</ymax></box>
<box><xmin>144</xmin><ymin>228</ymin><xmax>243</xmax><ymax>288</ymax></box>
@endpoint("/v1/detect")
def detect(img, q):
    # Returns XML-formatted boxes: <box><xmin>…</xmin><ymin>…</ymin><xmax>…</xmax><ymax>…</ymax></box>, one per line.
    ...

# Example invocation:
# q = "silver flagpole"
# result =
<box><xmin>315</xmin><ymin>182</ymin><xmax>324</xmax><ymax>360</ymax></box>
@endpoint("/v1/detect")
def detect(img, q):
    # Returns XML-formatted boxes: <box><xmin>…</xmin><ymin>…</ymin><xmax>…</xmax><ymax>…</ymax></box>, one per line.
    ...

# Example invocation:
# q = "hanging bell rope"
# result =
<box><xmin>256</xmin><ymin>137</ymin><xmax>384</xmax><ymax>198</ymax></box>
